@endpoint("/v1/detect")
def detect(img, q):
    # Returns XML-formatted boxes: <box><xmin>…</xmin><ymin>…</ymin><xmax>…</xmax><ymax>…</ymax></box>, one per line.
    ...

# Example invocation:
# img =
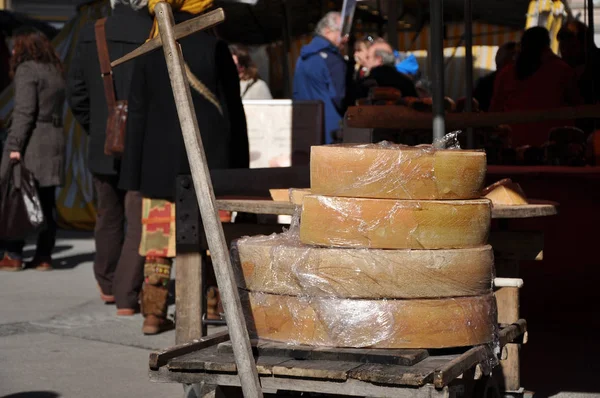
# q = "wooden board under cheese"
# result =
<box><xmin>233</xmin><ymin>234</ymin><xmax>494</xmax><ymax>299</ymax></box>
<box><xmin>310</xmin><ymin>144</ymin><xmax>486</xmax><ymax>200</ymax></box>
<box><xmin>300</xmin><ymin>195</ymin><xmax>491</xmax><ymax>249</ymax></box>
<box><xmin>242</xmin><ymin>291</ymin><xmax>498</xmax><ymax>349</ymax></box>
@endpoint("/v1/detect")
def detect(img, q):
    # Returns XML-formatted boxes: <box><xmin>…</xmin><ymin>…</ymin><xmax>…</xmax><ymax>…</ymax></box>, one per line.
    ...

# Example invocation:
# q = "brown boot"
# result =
<box><xmin>143</xmin><ymin>314</ymin><xmax>175</xmax><ymax>335</ymax></box>
<box><xmin>141</xmin><ymin>257</ymin><xmax>173</xmax><ymax>335</ymax></box>
<box><xmin>0</xmin><ymin>254</ymin><xmax>23</xmax><ymax>271</ymax></box>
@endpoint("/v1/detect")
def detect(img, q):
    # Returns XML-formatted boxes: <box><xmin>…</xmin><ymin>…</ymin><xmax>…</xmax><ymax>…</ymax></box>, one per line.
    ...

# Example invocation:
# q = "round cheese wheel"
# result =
<box><xmin>310</xmin><ymin>144</ymin><xmax>486</xmax><ymax>200</ymax></box>
<box><xmin>235</xmin><ymin>234</ymin><xmax>494</xmax><ymax>299</ymax></box>
<box><xmin>300</xmin><ymin>196</ymin><xmax>491</xmax><ymax>249</ymax></box>
<box><xmin>243</xmin><ymin>292</ymin><xmax>497</xmax><ymax>349</ymax></box>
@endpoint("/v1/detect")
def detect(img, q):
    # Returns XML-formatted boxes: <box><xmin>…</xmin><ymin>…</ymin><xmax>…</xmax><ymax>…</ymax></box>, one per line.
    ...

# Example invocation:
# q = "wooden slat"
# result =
<box><xmin>217</xmin><ymin>199</ymin><xmax>297</xmax><ymax>215</ymax></box>
<box><xmin>433</xmin><ymin>345</ymin><xmax>493</xmax><ymax>388</ymax></box>
<box><xmin>149</xmin><ymin>331</ymin><xmax>229</xmax><ymax>370</ymax></box>
<box><xmin>111</xmin><ymin>8</ymin><xmax>225</xmax><ymax>68</ymax></box>
<box><xmin>348</xmin><ymin>355</ymin><xmax>452</xmax><ymax>387</ymax></box>
<box><xmin>272</xmin><ymin>359</ymin><xmax>363</xmax><ymax>381</ymax></box>
<box><xmin>346</xmin><ymin>104</ymin><xmax>600</xmax><ymax>130</ymax></box>
<box><xmin>499</xmin><ymin>319</ymin><xmax>528</xmax><ymax>347</ymax></box>
<box><xmin>153</xmin><ymin>4</ymin><xmax>262</xmax><ymax>397</ymax></box>
<box><xmin>491</xmin><ymin>201</ymin><xmax>558</xmax><ymax>219</ymax></box>
<box><xmin>217</xmin><ymin>341</ymin><xmax>429</xmax><ymax>366</ymax></box>
<box><xmin>175</xmin><ymin>253</ymin><xmax>205</xmax><ymax>344</ymax></box>
<box><xmin>216</xmin><ymin>199</ymin><xmax>558</xmax><ymax>219</ymax></box>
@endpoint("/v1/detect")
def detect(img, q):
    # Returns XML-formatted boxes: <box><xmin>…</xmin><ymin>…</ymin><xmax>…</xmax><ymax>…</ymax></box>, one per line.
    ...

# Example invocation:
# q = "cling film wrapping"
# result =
<box><xmin>233</xmin><ymin>233</ymin><xmax>495</xmax><ymax>299</ymax></box>
<box><xmin>300</xmin><ymin>195</ymin><xmax>492</xmax><ymax>249</ymax></box>
<box><xmin>310</xmin><ymin>142</ymin><xmax>487</xmax><ymax>200</ymax></box>
<box><xmin>240</xmin><ymin>290</ymin><xmax>499</xmax><ymax>349</ymax></box>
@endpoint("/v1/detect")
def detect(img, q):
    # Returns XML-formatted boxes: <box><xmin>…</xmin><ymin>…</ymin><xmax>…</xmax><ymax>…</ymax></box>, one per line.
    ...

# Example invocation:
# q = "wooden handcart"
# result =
<box><xmin>150</xmin><ymin>321</ymin><xmax>528</xmax><ymax>398</ymax></box>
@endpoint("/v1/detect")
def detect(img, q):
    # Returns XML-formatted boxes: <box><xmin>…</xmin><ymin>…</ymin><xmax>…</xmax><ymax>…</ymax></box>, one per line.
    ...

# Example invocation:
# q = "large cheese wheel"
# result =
<box><xmin>243</xmin><ymin>292</ymin><xmax>497</xmax><ymax>349</ymax></box>
<box><xmin>234</xmin><ymin>234</ymin><xmax>494</xmax><ymax>298</ymax></box>
<box><xmin>300</xmin><ymin>195</ymin><xmax>491</xmax><ymax>249</ymax></box>
<box><xmin>310</xmin><ymin>144</ymin><xmax>486</xmax><ymax>200</ymax></box>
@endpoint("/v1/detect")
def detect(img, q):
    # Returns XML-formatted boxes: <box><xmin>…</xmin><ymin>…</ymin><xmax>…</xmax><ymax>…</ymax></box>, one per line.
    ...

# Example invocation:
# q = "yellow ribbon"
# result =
<box><xmin>147</xmin><ymin>0</ymin><xmax>213</xmax><ymax>38</ymax></box>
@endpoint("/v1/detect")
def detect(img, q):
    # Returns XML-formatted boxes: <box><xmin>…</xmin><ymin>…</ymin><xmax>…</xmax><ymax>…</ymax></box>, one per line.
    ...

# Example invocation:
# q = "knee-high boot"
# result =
<box><xmin>141</xmin><ymin>256</ymin><xmax>174</xmax><ymax>335</ymax></box>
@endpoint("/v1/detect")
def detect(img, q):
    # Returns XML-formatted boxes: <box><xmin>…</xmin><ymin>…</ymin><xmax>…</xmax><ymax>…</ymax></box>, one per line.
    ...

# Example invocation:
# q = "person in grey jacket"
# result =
<box><xmin>67</xmin><ymin>0</ymin><xmax>152</xmax><ymax>315</ymax></box>
<box><xmin>0</xmin><ymin>27</ymin><xmax>65</xmax><ymax>272</ymax></box>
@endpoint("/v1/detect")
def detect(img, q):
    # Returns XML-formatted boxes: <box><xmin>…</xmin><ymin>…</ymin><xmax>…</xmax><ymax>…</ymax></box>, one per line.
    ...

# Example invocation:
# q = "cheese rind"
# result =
<box><xmin>300</xmin><ymin>195</ymin><xmax>491</xmax><ymax>249</ymax></box>
<box><xmin>310</xmin><ymin>144</ymin><xmax>486</xmax><ymax>200</ymax></box>
<box><xmin>243</xmin><ymin>291</ymin><xmax>497</xmax><ymax>349</ymax></box>
<box><xmin>234</xmin><ymin>234</ymin><xmax>494</xmax><ymax>298</ymax></box>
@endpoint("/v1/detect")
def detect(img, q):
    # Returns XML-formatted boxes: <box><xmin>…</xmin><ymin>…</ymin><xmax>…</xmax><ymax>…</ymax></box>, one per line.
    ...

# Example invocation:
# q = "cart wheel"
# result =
<box><xmin>473</xmin><ymin>376</ymin><xmax>502</xmax><ymax>398</ymax></box>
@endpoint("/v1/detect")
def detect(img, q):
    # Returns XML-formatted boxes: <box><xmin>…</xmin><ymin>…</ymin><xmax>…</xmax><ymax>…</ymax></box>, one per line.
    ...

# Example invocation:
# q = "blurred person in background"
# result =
<box><xmin>473</xmin><ymin>41</ymin><xmax>517</xmax><ymax>112</ymax></box>
<box><xmin>119</xmin><ymin>0</ymin><xmax>249</xmax><ymax>335</ymax></box>
<box><xmin>353</xmin><ymin>40</ymin><xmax>418</xmax><ymax>100</ymax></box>
<box><xmin>229</xmin><ymin>44</ymin><xmax>272</xmax><ymax>100</ymax></box>
<box><xmin>293</xmin><ymin>11</ymin><xmax>347</xmax><ymax>144</ymax></box>
<box><xmin>67</xmin><ymin>0</ymin><xmax>152</xmax><ymax>316</ymax></box>
<box><xmin>0</xmin><ymin>27</ymin><xmax>65</xmax><ymax>271</ymax></box>
<box><xmin>490</xmin><ymin>27</ymin><xmax>582</xmax><ymax>148</ymax></box>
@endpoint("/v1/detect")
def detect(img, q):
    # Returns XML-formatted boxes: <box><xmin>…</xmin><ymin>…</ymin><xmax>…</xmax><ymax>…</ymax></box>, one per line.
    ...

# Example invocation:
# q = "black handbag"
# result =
<box><xmin>0</xmin><ymin>162</ymin><xmax>44</xmax><ymax>240</ymax></box>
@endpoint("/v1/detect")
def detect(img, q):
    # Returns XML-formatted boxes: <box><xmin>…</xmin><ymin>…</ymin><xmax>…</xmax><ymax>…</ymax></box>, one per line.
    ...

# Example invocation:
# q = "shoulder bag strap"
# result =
<box><xmin>94</xmin><ymin>18</ymin><xmax>117</xmax><ymax>108</ymax></box>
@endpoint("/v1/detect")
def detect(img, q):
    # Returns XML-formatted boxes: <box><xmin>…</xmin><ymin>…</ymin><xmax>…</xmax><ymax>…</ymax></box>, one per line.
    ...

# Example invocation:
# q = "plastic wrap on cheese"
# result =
<box><xmin>300</xmin><ymin>195</ymin><xmax>491</xmax><ymax>249</ymax></box>
<box><xmin>232</xmin><ymin>233</ymin><xmax>494</xmax><ymax>299</ymax></box>
<box><xmin>241</xmin><ymin>291</ymin><xmax>498</xmax><ymax>349</ymax></box>
<box><xmin>310</xmin><ymin>142</ymin><xmax>486</xmax><ymax>200</ymax></box>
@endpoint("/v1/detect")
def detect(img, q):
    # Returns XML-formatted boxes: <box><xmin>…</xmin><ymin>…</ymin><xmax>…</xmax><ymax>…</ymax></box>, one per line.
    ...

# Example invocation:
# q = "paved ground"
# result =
<box><xmin>0</xmin><ymin>231</ymin><xmax>598</xmax><ymax>398</ymax></box>
<box><xmin>0</xmin><ymin>231</ymin><xmax>195</xmax><ymax>398</ymax></box>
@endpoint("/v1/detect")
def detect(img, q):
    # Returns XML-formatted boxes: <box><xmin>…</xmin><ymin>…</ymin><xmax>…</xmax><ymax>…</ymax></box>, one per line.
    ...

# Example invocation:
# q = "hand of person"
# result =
<box><xmin>9</xmin><ymin>152</ymin><xmax>21</xmax><ymax>161</ymax></box>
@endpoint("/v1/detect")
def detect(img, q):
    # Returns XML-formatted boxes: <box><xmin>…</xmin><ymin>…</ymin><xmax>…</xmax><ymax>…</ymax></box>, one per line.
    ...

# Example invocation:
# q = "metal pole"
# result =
<box><xmin>430</xmin><ymin>0</ymin><xmax>445</xmax><ymax>141</ymax></box>
<box><xmin>588</xmin><ymin>0</ymin><xmax>596</xmax><ymax>105</ymax></box>
<box><xmin>464</xmin><ymin>0</ymin><xmax>474</xmax><ymax>148</ymax></box>
<box><xmin>281</xmin><ymin>0</ymin><xmax>293</xmax><ymax>98</ymax></box>
<box><xmin>387</xmin><ymin>0</ymin><xmax>398</xmax><ymax>49</ymax></box>
<box><xmin>154</xmin><ymin>3</ymin><xmax>263</xmax><ymax>397</ymax></box>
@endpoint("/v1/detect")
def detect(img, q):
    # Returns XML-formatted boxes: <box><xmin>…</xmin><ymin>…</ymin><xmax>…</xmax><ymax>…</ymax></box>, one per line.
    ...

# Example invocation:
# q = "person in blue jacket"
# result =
<box><xmin>293</xmin><ymin>12</ymin><xmax>347</xmax><ymax>144</ymax></box>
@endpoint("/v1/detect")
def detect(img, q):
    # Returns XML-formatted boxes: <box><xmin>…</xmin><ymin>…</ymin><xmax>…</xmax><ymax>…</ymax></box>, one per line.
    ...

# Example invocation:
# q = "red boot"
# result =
<box><xmin>0</xmin><ymin>254</ymin><xmax>23</xmax><ymax>271</ymax></box>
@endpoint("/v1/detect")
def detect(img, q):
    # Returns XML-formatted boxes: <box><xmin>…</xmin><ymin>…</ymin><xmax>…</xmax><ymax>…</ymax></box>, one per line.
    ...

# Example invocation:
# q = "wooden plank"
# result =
<box><xmin>499</xmin><ymin>319</ymin><xmax>528</xmax><ymax>347</ymax></box>
<box><xmin>150</xmin><ymin>368</ymin><xmax>456</xmax><ymax>398</ymax></box>
<box><xmin>153</xmin><ymin>4</ymin><xmax>262</xmax><ymax>397</ymax></box>
<box><xmin>271</xmin><ymin>359</ymin><xmax>363</xmax><ymax>381</ymax></box>
<box><xmin>495</xmin><ymin>287</ymin><xmax>520</xmax><ymax>326</ymax></box>
<box><xmin>345</xmin><ymin>104</ymin><xmax>600</xmax><ymax>130</ymax></box>
<box><xmin>433</xmin><ymin>345</ymin><xmax>493</xmax><ymax>388</ymax></box>
<box><xmin>216</xmin><ymin>199</ymin><xmax>557</xmax><ymax>220</ymax></box>
<box><xmin>175</xmin><ymin>252</ymin><xmax>205</xmax><ymax>344</ymax></box>
<box><xmin>491</xmin><ymin>202</ymin><xmax>558</xmax><ymax>219</ymax></box>
<box><xmin>217</xmin><ymin>199</ymin><xmax>297</xmax><ymax>215</ymax></box>
<box><xmin>217</xmin><ymin>340</ymin><xmax>428</xmax><ymax>366</ymax></box>
<box><xmin>348</xmin><ymin>355</ymin><xmax>452</xmax><ymax>387</ymax></box>
<box><xmin>111</xmin><ymin>8</ymin><xmax>225</xmax><ymax>68</ymax></box>
<box><xmin>149</xmin><ymin>331</ymin><xmax>229</xmax><ymax>370</ymax></box>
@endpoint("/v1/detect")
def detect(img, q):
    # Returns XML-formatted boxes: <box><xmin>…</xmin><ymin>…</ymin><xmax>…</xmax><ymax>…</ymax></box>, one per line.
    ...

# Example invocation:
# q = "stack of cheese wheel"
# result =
<box><xmin>236</xmin><ymin>142</ymin><xmax>497</xmax><ymax>349</ymax></box>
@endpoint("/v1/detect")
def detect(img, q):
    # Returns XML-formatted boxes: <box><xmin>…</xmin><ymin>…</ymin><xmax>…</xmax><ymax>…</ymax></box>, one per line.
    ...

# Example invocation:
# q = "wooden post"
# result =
<box><xmin>464</xmin><ymin>0</ymin><xmax>474</xmax><ymax>148</ymax></box>
<box><xmin>154</xmin><ymin>3</ymin><xmax>262</xmax><ymax>397</ymax></box>
<box><xmin>387</xmin><ymin>0</ymin><xmax>398</xmax><ymax>49</ymax></box>
<box><xmin>429</xmin><ymin>0</ymin><xmax>445</xmax><ymax>141</ymax></box>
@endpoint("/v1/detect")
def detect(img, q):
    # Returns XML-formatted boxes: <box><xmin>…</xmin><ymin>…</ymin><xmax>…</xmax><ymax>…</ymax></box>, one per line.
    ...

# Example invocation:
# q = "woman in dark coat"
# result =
<box><xmin>118</xmin><ymin>0</ymin><xmax>249</xmax><ymax>334</ymax></box>
<box><xmin>0</xmin><ymin>27</ymin><xmax>65</xmax><ymax>271</ymax></box>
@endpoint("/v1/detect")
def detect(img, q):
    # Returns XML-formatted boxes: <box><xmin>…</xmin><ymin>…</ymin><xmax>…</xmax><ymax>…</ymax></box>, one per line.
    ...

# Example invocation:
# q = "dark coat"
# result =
<box><xmin>0</xmin><ymin>61</ymin><xmax>65</xmax><ymax>187</ymax></box>
<box><xmin>293</xmin><ymin>36</ymin><xmax>347</xmax><ymax>144</ymax></box>
<box><xmin>66</xmin><ymin>5</ymin><xmax>153</xmax><ymax>176</ymax></box>
<box><xmin>355</xmin><ymin>65</ymin><xmax>419</xmax><ymax>100</ymax></box>
<box><xmin>118</xmin><ymin>12</ymin><xmax>249</xmax><ymax>201</ymax></box>
<box><xmin>473</xmin><ymin>71</ymin><xmax>497</xmax><ymax>112</ymax></box>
